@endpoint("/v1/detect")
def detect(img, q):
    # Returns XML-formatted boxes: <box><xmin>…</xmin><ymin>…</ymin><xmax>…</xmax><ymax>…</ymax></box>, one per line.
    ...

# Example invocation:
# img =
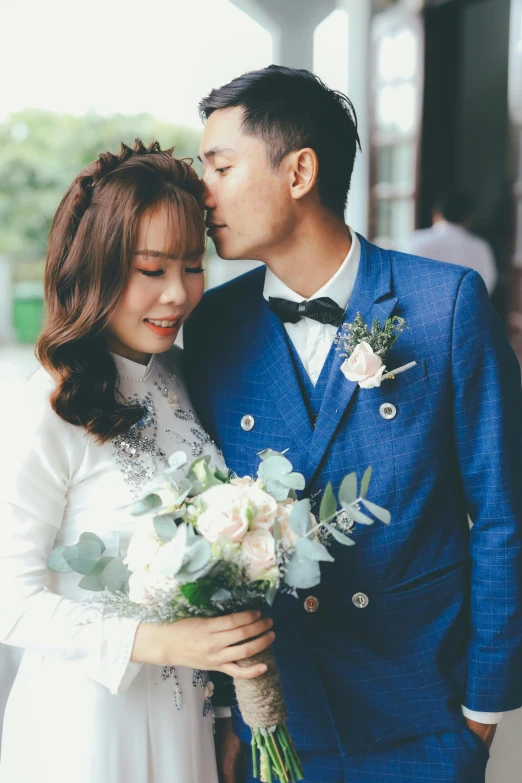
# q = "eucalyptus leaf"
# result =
<box><xmin>47</xmin><ymin>546</ymin><xmax>74</xmax><ymax>573</ymax></box>
<box><xmin>100</xmin><ymin>558</ymin><xmax>131</xmax><ymax>593</ymax></box>
<box><xmin>131</xmin><ymin>493</ymin><xmax>162</xmax><ymax>516</ymax></box>
<box><xmin>176</xmin><ymin>560</ymin><xmax>214</xmax><ymax>584</ymax></box>
<box><xmin>338</xmin><ymin>473</ymin><xmax>357</xmax><ymax>506</ymax></box>
<box><xmin>272</xmin><ymin>520</ymin><xmax>281</xmax><ymax>543</ymax></box>
<box><xmin>361</xmin><ymin>498</ymin><xmax>391</xmax><ymax>525</ymax></box>
<box><xmin>319</xmin><ymin>482</ymin><xmax>337</xmax><ymax>523</ymax></box>
<box><xmin>289</xmin><ymin>499</ymin><xmax>311</xmax><ymax>536</ymax></box>
<box><xmin>277</xmin><ymin>471</ymin><xmax>306</xmax><ymax>491</ymax></box>
<box><xmin>340</xmin><ymin>504</ymin><xmax>374</xmax><ymax>525</ymax></box>
<box><xmin>168</xmin><ymin>451</ymin><xmax>188</xmax><ymax>470</ymax></box>
<box><xmin>78</xmin><ymin>574</ymin><xmax>105</xmax><ymax>591</ymax></box>
<box><xmin>63</xmin><ymin>543</ymin><xmax>100</xmax><ymax>575</ymax></box>
<box><xmin>264</xmin><ymin>480</ymin><xmax>290</xmax><ymax>502</ymax></box>
<box><xmin>360</xmin><ymin>466</ymin><xmax>372</xmax><ymax>499</ymax></box>
<box><xmin>154</xmin><ymin>515</ymin><xmax>178</xmax><ymax>543</ymax></box>
<box><xmin>295</xmin><ymin>537</ymin><xmax>335</xmax><ymax>562</ymax></box>
<box><xmin>211</xmin><ymin>588</ymin><xmax>232</xmax><ymax>603</ymax></box>
<box><xmin>258</xmin><ymin>448</ymin><xmax>285</xmax><ymax>461</ymax></box>
<box><xmin>79</xmin><ymin>532</ymin><xmax>106</xmax><ymax>553</ymax></box>
<box><xmin>266</xmin><ymin>583</ymin><xmax>277</xmax><ymax>606</ymax></box>
<box><xmin>322</xmin><ymin>521</ymin><xmax>355</xmax><ymax>546</ymax></box>
<box><xmin>85</xmin><ymin>556</ymin><xmax>114</xmax><ymax>576</ymax></box>
<box><xmin>77</xmin><ymin>538</ymin><xmax>104</xmax><ymax>560</ymax></box>
<box><xmin>210</xmin><ymin>587</ymin><xmax>232</xmax><ymax>604</ymax></box>
<box><xmin>284</xmin><ymin>552</ymin><xmax>321</xmax><ymax>589</ymax></box>
<box><xmin>258</xmin><ymin>456</ymin><xmax>293</xmax><ymax>481</ymax></box>
<box><xmin>185</xmin><ymin>538</ymin><xmax>211</xmax><ymax>572</ymax></box>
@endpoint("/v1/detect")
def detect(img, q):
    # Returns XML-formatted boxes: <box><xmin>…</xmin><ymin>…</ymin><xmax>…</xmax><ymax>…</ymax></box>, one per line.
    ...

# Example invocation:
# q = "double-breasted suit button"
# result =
<box><xmin>240</xmin><ymin>415</ymin><xmax>255</xmax><ymax>431</ymax></box>
<box><xmin>352</xmin><ymin>592</ymin><xmax>369</xmax><ymax>609</ymax></box>
<box><xmin>379</xmin><ymin>403</ymin><xmax>397</xmax><ymax>420</ymax></box>
<box><xmin>304</xmin><ymin>596</ymin><xmax>319</xmax><ymax>613</ymax></box>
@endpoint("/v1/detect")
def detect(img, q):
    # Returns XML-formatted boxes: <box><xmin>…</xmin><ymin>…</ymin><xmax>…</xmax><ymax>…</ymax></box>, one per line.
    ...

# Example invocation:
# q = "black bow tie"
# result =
<box><xmin>269</xmin><ymin>296</ymin><xmax>345</xmax><ymax>327</ymax></box>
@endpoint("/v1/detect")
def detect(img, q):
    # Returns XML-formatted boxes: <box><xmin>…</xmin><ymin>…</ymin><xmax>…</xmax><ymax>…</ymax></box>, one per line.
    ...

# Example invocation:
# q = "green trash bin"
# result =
<box><xmin>13</xmin><ymin>282</ymin><xmax>44</xmax><ymax>343</ymax></box>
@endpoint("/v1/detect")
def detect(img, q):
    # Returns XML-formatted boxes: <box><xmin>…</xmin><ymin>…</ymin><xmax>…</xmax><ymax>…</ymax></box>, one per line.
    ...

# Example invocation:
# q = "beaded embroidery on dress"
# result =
<box><xmin>112</xmin><ymin>349</ymin><xmax>222</xmax><ymax>718</ymax></box>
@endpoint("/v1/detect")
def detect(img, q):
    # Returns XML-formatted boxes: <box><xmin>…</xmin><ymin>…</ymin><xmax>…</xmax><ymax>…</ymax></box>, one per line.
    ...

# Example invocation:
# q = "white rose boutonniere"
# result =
<box><xmin>335</xmin><ymin>313</ymin><xmax>417</xmax><ymax>388</ymax></box>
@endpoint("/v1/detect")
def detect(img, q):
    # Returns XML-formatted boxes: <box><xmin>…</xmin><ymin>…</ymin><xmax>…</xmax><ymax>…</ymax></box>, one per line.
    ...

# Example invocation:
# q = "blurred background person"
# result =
<box><xmin>403</xmin><ymin>190</ymin><xmax>498</xmax><ymax>295</ymax></box>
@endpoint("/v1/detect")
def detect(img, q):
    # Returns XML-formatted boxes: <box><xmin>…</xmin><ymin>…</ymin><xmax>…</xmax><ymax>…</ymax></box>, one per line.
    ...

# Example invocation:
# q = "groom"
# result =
<box><xmin>183</xmin><ymin>65</ymin><xmax>522</xmax><ymax>782</ymax></box>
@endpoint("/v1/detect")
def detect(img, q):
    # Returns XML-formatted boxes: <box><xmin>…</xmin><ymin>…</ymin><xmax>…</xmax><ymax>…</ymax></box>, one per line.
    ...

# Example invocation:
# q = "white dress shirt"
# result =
<box><xmin>261</xmin><ymin>228</ymin><xmax>502</xmax><ymax>726</ymax></box>
<box><xmin>263</xmin><ymin>229</ymin><xmax>361</xmax><ymax>385</ymax></box>
<box><xmin>403</xmin><ymin>221</ymin><xmax>498</xmax><ymax>295</ymax></box>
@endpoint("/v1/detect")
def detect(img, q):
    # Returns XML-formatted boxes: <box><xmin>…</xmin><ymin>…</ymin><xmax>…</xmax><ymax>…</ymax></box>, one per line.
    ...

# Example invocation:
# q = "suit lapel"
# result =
<box><xmin>304</xmin><ymin>237</ymin><xmax>398</xmax><ymax>485</ymax></box>
<box><xmin>239</xmin><ymin>290</ymin><xmax>314</xmax><ymax>455</ymax></box>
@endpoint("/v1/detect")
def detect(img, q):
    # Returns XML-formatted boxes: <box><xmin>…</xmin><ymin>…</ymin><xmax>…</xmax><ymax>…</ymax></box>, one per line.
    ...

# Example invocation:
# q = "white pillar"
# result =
<box><xmin>339</xmin><ymin>0</ymin><xmax>371</xmax><ymax>237</ymax></box>
<box><xmin>230</xmin><ymin>0</ymin><xmax>370</xmax><ymax>234</ymax></box>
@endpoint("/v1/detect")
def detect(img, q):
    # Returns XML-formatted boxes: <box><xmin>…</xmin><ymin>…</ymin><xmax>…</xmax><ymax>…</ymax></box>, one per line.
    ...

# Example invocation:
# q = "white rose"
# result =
<box><xmin>241</xmin><ymin>528</ymin><xmax>277</xmax><ymax>580</ymax></box>
<box><xmin>148</xmin><ymin>538</ymin><xmax>185</xmax><ymax>579</ymax></box>
<box><xmin>124</xmin><ymin>519</ymin><xmax>162</xmax><ymax>573</ymax></box>
<box><xmin>340</xmin><ymin>341</ymin><xmax>386</xmax><ymax>388</ymax></box>
<box><xmin>127</xmin><ymin>572</ymin><xmax>152</xmax><ymax>605</ymax></box>
<box><xmin>230</xmin><ymin>476</ymin><xmax>252</xmax><ymax>487</ymax></box>
<box><xmin>155</xmin><ymin>483</ymin><xmax>184</xmax><ymax>513</ymax></box>
<box><xmin>196</xmin><ymin>484</ymin><xmax>249</xmax><ymax>543</ymax></box>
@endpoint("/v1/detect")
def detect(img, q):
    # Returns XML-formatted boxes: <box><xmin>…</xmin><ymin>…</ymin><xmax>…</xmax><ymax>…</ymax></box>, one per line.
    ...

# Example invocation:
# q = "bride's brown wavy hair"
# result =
<box><xmin>36</xmin><ymin>139</ymin><xmax>205</xmax><ymax>443</ymax></box>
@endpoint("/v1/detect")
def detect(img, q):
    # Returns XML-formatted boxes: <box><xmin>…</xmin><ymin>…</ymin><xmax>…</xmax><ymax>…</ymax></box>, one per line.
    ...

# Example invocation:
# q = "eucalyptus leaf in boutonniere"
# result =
<box><xmin>334</xmin><ymin>312</ymin><xmax>416</xmax><ymax>388</ymax></box>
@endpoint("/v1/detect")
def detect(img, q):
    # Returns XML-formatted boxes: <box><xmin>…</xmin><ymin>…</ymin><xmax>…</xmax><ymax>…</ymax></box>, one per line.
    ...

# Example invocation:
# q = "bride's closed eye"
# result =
<box><xmin>138</xmin><ymin>269</ymin><xmax>164</xmax><ymax>277</ymax></box>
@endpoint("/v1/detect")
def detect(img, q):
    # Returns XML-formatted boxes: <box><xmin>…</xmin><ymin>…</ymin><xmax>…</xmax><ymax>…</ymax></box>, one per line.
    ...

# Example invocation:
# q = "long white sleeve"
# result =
<box><xmin>0</xmin><ymin>374</ymin><xmax>142</xmax><ymax>695</ymax></box>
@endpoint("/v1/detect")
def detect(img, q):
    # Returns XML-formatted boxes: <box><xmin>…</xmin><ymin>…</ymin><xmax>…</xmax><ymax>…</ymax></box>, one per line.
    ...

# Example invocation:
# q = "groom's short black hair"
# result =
<box><xmin>199</xmin><ymin>65</ymin><xmax>361</xmax><ymax>219</ymax></box>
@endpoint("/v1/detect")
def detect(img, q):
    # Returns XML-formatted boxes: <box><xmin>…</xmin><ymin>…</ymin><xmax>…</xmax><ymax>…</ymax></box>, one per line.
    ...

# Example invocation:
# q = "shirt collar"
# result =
<box><xmin>263</xmin><ymin>228</ymin><xmax>360</xmax><ymax>310</ymax></box>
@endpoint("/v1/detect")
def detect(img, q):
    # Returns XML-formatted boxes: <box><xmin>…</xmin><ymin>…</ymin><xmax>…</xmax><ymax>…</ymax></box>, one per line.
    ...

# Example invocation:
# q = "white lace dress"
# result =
<box><xmin>0</xmin><ymin>349</ymin><xmax>221</xmax><ymax>783</ymax></box>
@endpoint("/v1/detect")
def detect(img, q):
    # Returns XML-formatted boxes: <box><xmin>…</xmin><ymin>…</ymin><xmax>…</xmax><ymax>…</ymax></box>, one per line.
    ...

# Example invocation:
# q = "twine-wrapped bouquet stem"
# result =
<box><xmin>235</xmin><ymin>648</ymin><xmax>304</xmax><ymax>783</ymax></box>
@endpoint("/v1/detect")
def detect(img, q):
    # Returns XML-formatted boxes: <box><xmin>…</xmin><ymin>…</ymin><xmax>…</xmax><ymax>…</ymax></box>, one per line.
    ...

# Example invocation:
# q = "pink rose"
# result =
<box><xmin>241</xmin><ymin>529</ymin><xmax>277</xmax><ymax>580</ymax></box>
<box><xmin>275</xmin><ymin>501</ymin><xmax>298</xmax><ymax>548</ymax></box>
<box><xmin>196</xmin><ymin>484</ymin><xmax>249</xmax><ymax>543</ymax></box>
<box><xmin>340</xmin><ymin>341</ymin><xmax>386</xmax><ymax>388</ymax></box>
<box><xmin>249</xmin><ymin>486</ymin><xmax>278</xmax><ymax>531</ymax></box>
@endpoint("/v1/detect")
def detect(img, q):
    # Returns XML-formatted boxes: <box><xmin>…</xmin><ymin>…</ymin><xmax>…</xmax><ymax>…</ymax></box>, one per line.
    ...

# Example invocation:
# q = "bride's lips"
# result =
<box><xmin>144</xmin><ymin>318</ymin><xmax>180</xmax><ymax>337</ymax></box>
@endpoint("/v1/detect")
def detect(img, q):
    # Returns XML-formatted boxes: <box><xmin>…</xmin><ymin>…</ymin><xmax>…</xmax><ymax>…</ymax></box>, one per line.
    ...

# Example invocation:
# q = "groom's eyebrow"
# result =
<box><xmin>197</xmin><ymin>147</ymin><xmax>235</xmax><ymax>162</ymax></box>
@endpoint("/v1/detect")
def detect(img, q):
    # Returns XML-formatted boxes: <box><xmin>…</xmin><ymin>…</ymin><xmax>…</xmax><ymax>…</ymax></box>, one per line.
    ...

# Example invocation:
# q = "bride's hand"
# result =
<box><xmin>132</xmin><ymin>611</ymin><xmax>275</xmax><ymax>679</ymax></box>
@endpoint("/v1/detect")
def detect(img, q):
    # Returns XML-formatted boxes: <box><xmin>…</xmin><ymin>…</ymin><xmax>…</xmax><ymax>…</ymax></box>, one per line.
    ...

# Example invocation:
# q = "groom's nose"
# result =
<box><xmin>201</xmin><ymin>178</ymin><xmax>217</xmax><ymax>210</ymax></box>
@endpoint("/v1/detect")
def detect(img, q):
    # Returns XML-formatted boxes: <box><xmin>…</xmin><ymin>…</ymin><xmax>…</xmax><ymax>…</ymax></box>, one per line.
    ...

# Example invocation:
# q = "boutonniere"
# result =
<box><xmin>334</xmin><ymin>312</ymin><xmax>416</xmax><ymax>389</ymax></box>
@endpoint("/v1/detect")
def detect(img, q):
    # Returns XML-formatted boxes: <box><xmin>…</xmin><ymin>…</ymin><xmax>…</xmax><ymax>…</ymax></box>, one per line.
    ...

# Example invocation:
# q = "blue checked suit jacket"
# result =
<box><xmin>183</xmin><ymin>235</ymin><xmax>522</xmax><ymax>756</ymax></box>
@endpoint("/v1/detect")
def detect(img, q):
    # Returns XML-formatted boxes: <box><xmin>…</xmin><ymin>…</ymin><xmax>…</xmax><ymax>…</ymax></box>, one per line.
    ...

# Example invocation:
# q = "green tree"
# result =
<box><xmin>0</xmin><ymin>109</ymin><xmax>203</xmax><ymax>254</ymax></box>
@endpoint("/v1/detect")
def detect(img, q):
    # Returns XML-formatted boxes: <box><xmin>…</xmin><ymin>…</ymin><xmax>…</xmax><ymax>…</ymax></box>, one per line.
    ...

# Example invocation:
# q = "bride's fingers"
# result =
<box><xmin>216</xmin><ymin>617</ymin><xmax>274</xmax><ymax>649</ymax></box>
<box><xmin>215</xmin><ymin>630</ymin><xmax>275</xmax><ymax>666</ymax></box>
<box><xmin>220</xmin><ymin>662</ymin><xmax>268</xmax><ymax>680</ymax></box>
<box><xmin>210</xmin><ymin>610</ymin><xmax>262</xmax><ymax>633</ymax></box>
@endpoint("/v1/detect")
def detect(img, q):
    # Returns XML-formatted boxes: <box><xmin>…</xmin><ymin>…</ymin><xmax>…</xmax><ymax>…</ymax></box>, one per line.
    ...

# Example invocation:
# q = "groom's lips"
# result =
<box><xmin>207</xmin><ymin>223</ymin><xmax>226</xmax><ymax>236</ymax></box>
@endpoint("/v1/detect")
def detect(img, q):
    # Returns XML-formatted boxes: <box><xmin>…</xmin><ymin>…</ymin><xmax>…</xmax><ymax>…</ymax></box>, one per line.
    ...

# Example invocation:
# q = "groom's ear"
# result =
<box><xmin>289</xmin><ymin>148</ymin><xmax>319</xmax><ymax>202</ymax></box>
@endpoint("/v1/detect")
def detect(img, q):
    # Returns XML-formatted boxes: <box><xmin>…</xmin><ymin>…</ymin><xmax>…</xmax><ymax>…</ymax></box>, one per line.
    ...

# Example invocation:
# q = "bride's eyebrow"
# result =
<box><xmin>134</xmin><ymin>249</ymin><xmax>205</xmax><ymax>261</ymax></box>
<box><xmin>134</xmin><ymin>250</ymin><xmax>176</xmax><ymax>260</ymax></box>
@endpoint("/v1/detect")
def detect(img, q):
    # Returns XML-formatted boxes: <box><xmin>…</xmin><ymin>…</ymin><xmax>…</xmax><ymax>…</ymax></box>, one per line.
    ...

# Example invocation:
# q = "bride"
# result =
<box><xmin>0</xmin><ymin>140</ymin><xmax>274</xmax><ymax>782</ymax></box>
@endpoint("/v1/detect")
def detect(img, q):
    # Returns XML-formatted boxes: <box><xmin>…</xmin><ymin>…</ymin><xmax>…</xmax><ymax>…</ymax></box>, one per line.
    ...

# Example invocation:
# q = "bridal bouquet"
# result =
<box><xmin>48</xmin><ymin>450</ymin><xmax>390</xmax><ymax>783</ymax></box>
